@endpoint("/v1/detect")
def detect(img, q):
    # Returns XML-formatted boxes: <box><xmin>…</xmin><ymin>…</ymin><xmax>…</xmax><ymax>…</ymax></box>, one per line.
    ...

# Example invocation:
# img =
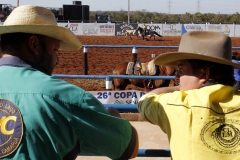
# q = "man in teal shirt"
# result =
<box><xmin>0</xmin><ymin>5</ymin><xmax>138</xmax><ymax>160</ymax></box>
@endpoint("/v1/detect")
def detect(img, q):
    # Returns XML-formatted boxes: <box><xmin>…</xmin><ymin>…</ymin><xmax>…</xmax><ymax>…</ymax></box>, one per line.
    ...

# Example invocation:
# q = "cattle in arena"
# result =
<box><xmin>122</xmin><ymin>29</ymin><xmax>139</xmax><ymax>39</ymax></box>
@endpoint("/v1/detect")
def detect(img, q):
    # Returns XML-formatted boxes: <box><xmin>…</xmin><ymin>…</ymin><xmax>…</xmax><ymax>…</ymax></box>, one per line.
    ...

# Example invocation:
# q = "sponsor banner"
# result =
<box><xmin>80</xmin><ymin>23</ymin><xmax>115</xmax><ymax>36</ymax></box>
<box><xmin>88</xmin><ymin>90</ymin><xmax>146</xmax><ymax>104</ymax></box>
<box><xmin>205</xmin><ymin>24</ymin><xmax>235</xmax><ymax>37</ymax></box>
<box><xmin>234</xmin><ymin>25</ymin><xmax>240</xmax><ymax>37</ymax></box>
<box><xmin>57</xmin><ymin>23</ymin><xmax>115</xmax><ymax>36</ymax></box>
<box><xmin>55</xmin><ymin>22</ymin><xmax>240</xmax><ymax>37</ymax></box>
<box><xmin>182</xmin><ymin>24</ymin><xmax>205</xmax><ymax>35</ymax></box>
<box><xmin>138</xmin><ymin>24</ymin><xmax>163</xmax><ymax>35</ymax></box>
<box><xmin>162</xmin><ymin>24</ymin><xmax>182</xmax><ymax>36</ymax></box>
<box><xmin>115</xmin><ymin>23</ymin><xmax>138</xmax><ymax>36</ymax></box>
<box><xmin>57</xmin><ymin>22</ymin><xmax>81</xmax><ymax>35</ymax></box>
<box><xmin>98</xmin><ymin>24</ymin><xmax>115</xmax><ymax>35</ymax></box>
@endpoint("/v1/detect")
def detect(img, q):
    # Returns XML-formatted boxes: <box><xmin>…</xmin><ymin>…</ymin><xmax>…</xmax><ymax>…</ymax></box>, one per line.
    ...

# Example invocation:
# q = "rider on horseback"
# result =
<box><xmin>142</xmin><ymin>23</ymin><xmax>146</xmax><ymax>35</ymax></box>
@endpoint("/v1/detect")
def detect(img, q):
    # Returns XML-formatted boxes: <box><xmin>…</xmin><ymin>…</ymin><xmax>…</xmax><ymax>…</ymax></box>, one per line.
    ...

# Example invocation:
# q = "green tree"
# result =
<box><xmin>88</xmin><ymin>10</ymin><xmax>240</xmax><ymax>24</ymax></box>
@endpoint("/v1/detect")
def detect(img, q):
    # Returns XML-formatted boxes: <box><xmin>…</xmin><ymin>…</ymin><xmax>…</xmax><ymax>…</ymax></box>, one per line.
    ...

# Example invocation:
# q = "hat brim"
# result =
<box><xmin>154</xmin><ymin>52</ymin><xmax>240</xmax><ymax>69</ymax></box>
<box><xmin>0</xmin><ymin>25</ymin><xmax>82</xmax><ymax>51</ymax></box>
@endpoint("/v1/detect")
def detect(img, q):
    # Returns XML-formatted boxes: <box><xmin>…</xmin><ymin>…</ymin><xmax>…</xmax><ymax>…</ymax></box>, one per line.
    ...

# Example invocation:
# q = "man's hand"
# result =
<box><xmin>106</xmin><ymin>107</ymin><xmax>121</xmax><ymax>118</ymax></box>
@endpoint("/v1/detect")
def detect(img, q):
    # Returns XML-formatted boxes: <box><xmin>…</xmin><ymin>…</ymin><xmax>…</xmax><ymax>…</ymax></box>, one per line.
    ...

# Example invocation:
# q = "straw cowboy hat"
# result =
<box><xmin>0</xmin><ymin>5</ymin><xmax>82</xmax><ymax>50</ymax></box>
<box><xmin>154</xmin><ymin>31</ymin><xmax>240</xmax><ymax>69</ymax></box>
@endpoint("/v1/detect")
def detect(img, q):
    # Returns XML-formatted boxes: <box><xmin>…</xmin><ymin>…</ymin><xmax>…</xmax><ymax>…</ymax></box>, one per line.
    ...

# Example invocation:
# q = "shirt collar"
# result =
<box><xmin>0</xmin><ymin>56</ymin><xmax>44</xmax><ymax>72</ymax></box>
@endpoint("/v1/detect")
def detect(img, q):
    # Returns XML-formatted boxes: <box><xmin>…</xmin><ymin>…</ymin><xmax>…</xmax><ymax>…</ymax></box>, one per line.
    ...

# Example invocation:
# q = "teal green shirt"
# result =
<box><xmin>0</xmin><ymin>66</ymin><xmax>132</xmax><ymax>160</ymax></box>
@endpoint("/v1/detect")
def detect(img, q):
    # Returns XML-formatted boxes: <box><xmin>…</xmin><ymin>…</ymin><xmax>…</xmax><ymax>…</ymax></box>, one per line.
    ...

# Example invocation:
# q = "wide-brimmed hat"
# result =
<box><xmin>0</xmin><ymin>5</ymin><xmax>82</xmax><ymax>51</ymax></box>
<box><xmin>154</xmin><ymin>31</ymin><xmax>240</xmax><ymax>69</ymax></box>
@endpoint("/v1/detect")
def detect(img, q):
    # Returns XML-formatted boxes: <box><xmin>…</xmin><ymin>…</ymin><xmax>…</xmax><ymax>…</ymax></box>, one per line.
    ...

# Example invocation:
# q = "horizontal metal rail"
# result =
<box><xmin>82</xmin><ymin>45</ymin><xmax>240</xmax><ymax>50</ymax></box>
<box><xmin>52</xmin><ymin>74</ymin><xmax>175</xmax><ymax>90</ymax></box>
<box><xmin>52</xmin><ymin>74</ymin><xmax>175</xmax><ymax>80</ymax></box>
<box><xmin>79</xmin><ymin>149</ymin><xmax>171</xmax><ymax>157</ymax></box>
<box><xmin>82</xmin><ymin>45</ymin><xmax>179</xmax><ymax>49</ymax></box>
<box><xmin>104</xmin><ymin>104</ymin><xmax>138</xmax><ymax>112</ymax></box>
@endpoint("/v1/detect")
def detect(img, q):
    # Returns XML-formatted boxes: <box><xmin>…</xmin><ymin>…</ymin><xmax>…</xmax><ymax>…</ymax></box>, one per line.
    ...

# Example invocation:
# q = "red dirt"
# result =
<box><xmin>53</xmin><ymin>36</ymin><xmax>240</xmax><ymax>91</ymax></box>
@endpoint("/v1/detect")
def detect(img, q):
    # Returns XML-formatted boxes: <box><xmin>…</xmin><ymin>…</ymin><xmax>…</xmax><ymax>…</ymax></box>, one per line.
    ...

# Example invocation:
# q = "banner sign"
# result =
<box><xmin>80</xmin><ymin>23</ymin><xmax>115</xmax><ymax>36</ymax></box>
<box><xmin>115</xmin><ymin>23</ymin><xmax>138</xmax><ymax>36</ymax></box>
<box><xmin>56</xmin><ymin>22</ymin><xmax>240</xmax><ymax>37</ymax></box>
<box><xmin>235</xmin><ymin>25</ymin><xmax>240</xmax><ymax>37</ymax></box>
<box><xmin>182</xmin><ymin>24</ymin><xmax>205</xmax><ymax>35</ymax></box>
<box><xmin>205</xmin><ymin>24</ymin><xmax>235</xmax><ymax>37</ymax></box>
<box><xmin>57</xmin><ymin>22</ymin><xmax>80</xmax><ymax>35</ymax></box>
<box><xmin>162</xmin><ymin>24</ymin><xmax>182</xmax><ymax>36</ymax></box>
<box><xmin>88</xmin><ymin>90</ymin><xmax>146</xmax><ymax>104</ymax></box>
<box><xmin>137</xmin><ymin>24</ymin><xmax>163</xmax><ymax>35</ymax></box>
<box><xmin>58</xmin><ymin>23</ymin><xmax>115</xmax><ymax>36</ymax></box>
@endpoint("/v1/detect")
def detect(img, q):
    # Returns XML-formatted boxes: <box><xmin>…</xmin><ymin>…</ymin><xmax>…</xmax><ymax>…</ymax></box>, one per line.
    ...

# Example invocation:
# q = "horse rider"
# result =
<box><xmin>142</xmin><ymin>23</ymin><xmax>146</xmax><ymax>35</ymax></box>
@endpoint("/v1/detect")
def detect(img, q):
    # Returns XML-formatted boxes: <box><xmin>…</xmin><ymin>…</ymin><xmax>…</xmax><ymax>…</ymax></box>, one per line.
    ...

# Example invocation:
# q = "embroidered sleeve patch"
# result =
<box><xmin>0</xmin><ymin>99</ymin><xmax>23</xmax><ymax>158</ymax></box>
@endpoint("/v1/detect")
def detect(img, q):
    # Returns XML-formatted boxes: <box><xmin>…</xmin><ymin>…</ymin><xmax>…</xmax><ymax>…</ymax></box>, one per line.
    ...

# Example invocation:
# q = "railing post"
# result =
<box><xmin>151</xmin><ymin>54</ymin><xmax>155</xmax><ymax>59</ymax></box>
<box><xmin>132</xmin><ymin>47</ymin><xmax>138</xmax><ymax>61</ymax></box>
<box><xmin>105</xmin><ymin>76</ymin><xmax>112</xmax><ymax>90</ymax></box>
<box><xmin>83</xmin><ymin>47</ymin><xmax>88</xmax><ymax>75</ymax></box>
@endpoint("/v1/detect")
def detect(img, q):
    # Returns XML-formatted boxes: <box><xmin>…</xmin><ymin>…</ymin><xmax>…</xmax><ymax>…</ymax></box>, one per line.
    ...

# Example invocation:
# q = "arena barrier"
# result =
<box><xmin>54</xmin><ymin>45</ymin><xmax>240</xmax><ymax>158</ymax></box>
<box><xmin>104</xmin><ymin>104</ymin><xmax>138</xmax><ymax>112</ymax></box>
<box><xmin>79</xmin><ymin>149</ymin><xmax>171</xmax><ymax>157</ymax></box>
<box><xmin>52</xmin><ymin>74</ymin><xmax>175</xmax><ymax>90</ymax></box>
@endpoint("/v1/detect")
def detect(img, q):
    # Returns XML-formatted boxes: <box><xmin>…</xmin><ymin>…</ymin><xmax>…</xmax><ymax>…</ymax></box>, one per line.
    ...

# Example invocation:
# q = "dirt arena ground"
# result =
<box><xmin>54</xmin><ymin>35</ymin><xmax>240</xmax><ymax>91</ymax></box>
<box><xmin>54</xmin><ymin>35</ymin><xmax>240</xmax><ymax>160</ymax></box>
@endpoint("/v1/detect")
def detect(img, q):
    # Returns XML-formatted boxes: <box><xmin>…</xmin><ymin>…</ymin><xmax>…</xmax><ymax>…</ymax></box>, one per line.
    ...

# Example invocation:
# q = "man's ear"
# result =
<box><xmin>28</xmin><ymin>35</ymin><xmax>40</xmax><ymax>56</ymax></box>
<box><xmin>200</xmin><ymin>68</ymin><xmax>210</xmax><ymax>84</ymax></box>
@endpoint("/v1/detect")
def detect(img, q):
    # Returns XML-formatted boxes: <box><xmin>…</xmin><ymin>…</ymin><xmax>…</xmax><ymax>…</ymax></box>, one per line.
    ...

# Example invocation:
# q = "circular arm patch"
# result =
<box><xmin>0</xmin><ymin>99</ymin><xmax>23</xmax><ymax>158</ymax></box>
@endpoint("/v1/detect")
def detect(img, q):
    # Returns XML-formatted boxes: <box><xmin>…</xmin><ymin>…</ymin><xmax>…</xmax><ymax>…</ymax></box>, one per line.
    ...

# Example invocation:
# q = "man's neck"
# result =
<box><xmin>2</xmin><ymin>54</ymin><xmax>13</xmax><ymax>58</ymax></box>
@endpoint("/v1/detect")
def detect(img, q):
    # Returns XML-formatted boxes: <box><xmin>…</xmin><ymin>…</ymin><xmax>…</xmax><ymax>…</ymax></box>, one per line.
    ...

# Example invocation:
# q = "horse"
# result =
<box><xmin>136</xmin><ymin>26</ymin><xmax>162</xmax><ymax>40</ymax></box>
<box><xmin>112</xmin><ymin>59</ymin><xmax>177</xmax><ymax>92</ymax></box>
<box><xmin>122</xmin><ymin>29</ymin><xmax>139</xmax><ymax>39</ymax></box>
<box><xmin>232</xmin><ymin>51</ymin><xmax>240</xmax><ymax>60</ymax></box>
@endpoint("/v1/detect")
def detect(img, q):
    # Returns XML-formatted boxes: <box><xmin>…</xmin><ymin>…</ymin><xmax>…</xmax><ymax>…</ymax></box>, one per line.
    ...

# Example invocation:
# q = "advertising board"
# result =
<box><xmin>88</xmin><ymin>90</ymin><xmax>146</xmax><ymax>104</ymax></box>
<box><xmin>205</xmin><ymin>24</ymin><xmax>235</xmax><ymax>37</ymax></box>
<box><xmin>58</xmin><ymin>23</ymin><xmax>115</xmax><ymax>36</ymax></box>
<box><xmin>162</xmin><ymin>24</ymin><xmax>182</xmax><ymax>36</ymax></box>
<box><xmin>235</xmin><ymin>25</ymin><xmax>240</xmax><ymax>37</ymax></box>
<box><xmin>57</xmin><ymin>22</ymin><xmax>81</xmax><ymax>35</ymax></box>
<box><xmin>182</xmin><ymin>24</ymin><xmax>205</xmax><ymax>34</ymax></box>
<box><xmin>56</xmin><ymin>22</ymin><xmax>240</xmax><ymax>37</ymax></box>
<box><xmin>115</xmin><ymin>23</ymin><xmax>138</xmax><ymax>36</ymax></box>
<box><xmin>80</xmin><ymin>23</ymin><xmax>115</xmax><ymax>36</ymax></box>
<box><xmin>137</xmin><ymin>24</ymin><xmax>163</xmax><ymax>35</ymax></box>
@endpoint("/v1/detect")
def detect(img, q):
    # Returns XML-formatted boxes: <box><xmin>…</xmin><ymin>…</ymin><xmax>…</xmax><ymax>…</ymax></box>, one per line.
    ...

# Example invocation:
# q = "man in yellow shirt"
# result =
<box><xmin>142</xmin><ymin>23</ymin><xmax>146</xmax><ymax>35</ymax></box>
<box><xmin>138</xmin><ymin>31</ymin><xmax>240</xmax><ymax>160</ymax></box>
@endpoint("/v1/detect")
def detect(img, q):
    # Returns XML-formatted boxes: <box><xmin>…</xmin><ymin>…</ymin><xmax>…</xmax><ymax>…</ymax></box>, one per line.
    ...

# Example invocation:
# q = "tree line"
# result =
<box><xmin>90</xmin><ymin>10</ymin><xmax>240</xmax><ymax>24</ymax></box>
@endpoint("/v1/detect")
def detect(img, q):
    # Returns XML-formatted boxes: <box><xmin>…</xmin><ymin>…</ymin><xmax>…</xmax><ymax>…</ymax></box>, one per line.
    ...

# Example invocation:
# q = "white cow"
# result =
<box><xmin>122</xmin><ymin>29</ymin><xmax>138</xmax><ymax>39</ymax></box>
